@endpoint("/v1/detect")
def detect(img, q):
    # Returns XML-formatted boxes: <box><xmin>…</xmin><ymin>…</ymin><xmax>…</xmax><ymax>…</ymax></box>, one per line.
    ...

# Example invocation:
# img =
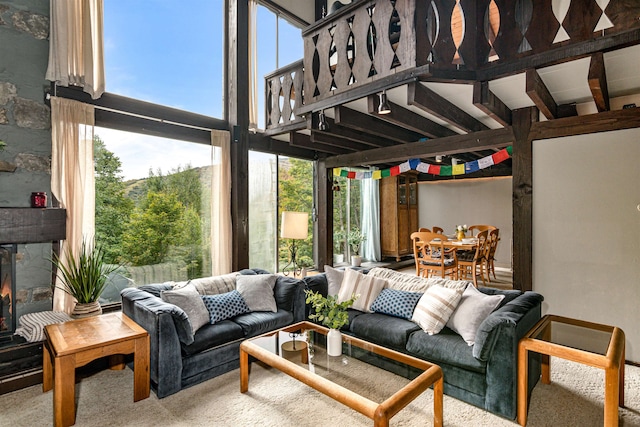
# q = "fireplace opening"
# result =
<box><xmin>0</xmin><ymin>244</ymin><xmax>17</xmax><ymax>342</ymax></box>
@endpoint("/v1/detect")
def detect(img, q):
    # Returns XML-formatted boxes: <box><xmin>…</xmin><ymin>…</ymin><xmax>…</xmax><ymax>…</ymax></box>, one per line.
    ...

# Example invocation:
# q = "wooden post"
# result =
<box><xmin>511</xmin><ymin>107</ymin><xmax>537</xmax><ymax>291</ymax></box>
<box><xmin>226</xmin><ymin>0</ymin><xmax>250</xmax><ymax>270</ymax></box>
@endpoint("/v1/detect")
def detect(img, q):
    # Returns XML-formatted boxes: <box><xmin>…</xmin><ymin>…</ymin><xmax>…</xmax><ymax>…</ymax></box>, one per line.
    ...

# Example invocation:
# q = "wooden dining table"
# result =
<box><xmin>429</xmin><ymin>237</ymin><xmax>479</xmax><ymax>251</ymax></box>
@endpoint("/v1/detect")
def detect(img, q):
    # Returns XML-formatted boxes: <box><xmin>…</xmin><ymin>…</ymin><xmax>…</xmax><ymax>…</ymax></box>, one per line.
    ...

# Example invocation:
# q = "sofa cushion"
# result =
<box><xmin>406</xmin><ymin>328</ymin><xmax>486</xmax><ymax>373</ymax></box>
<box><xmin>138</xmin><ymin>283</ymin><xmax>174</xmax><ymax>297</ymax></box>
<box><xmin>338</xmin><ymin>268</ymin><xmax>386</xmax><ymax>312</ymax></box>
<box><xmin>232</xmin><ymin>309</ymin><xmax>294</xmax><ymax>337</ymax></box>
<box><xmin>411</xmin><ymin>285</ymin><xmax>463</xmax><ymax>335</ymax></box>
<box><xmin>370</xmin><ymin>289</ymin><xmax>423</xmax><ymax>320</ymax></box>
<box><xmin>236</xmin><ymin>274</ymin><xmax>278</xmax><ymax>312</ymax></box>
<box><xmin>324</xmin><ymin>264</ymin><xmax>345</xmax><ymax>296</ymax></box>
<box><xmin>350</xmin><ymin>312</ymin><xmax>421</xmax><ymax>350</ymax></box>
<box><xmin>201</xmin><ymin>290</ymin><xmax>251</xmax><ymax>324</ymax></box>
<box><xmin>273</xmin><ymin>275</ymin><xmax>301</xmax><ymax>312</ymax></box>
<box><xmin>160</xmin><ymin>283</ymin><xmax>209</xmax><ymax>335</ymax></box>
<box><xmin>367</xmin><ymin>267</ymin><xmax>468</xmax><ymax>293</ymax></box>
<box><xmin>446</xmin><ymin>284</ymin><xmax>504</xmax><ymax>346</ymax></box>
<box><xmin>188</xmin><ymin>273</ymin><xmax>238</xmax><ymax>295</ymax></box>
<box><xmin>181</xmin><ymin>319</ymin><xmax>246</xmax><ymax>356</ymax></box>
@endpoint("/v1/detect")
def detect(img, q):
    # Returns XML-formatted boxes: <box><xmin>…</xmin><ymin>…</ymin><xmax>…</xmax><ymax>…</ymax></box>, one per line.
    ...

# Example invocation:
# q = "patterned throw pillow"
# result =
<box><xmin>337</xmin><ymin>268</ymin><xmax>386</xmax><ymax>312</ymax></box>
<box><xmin>370</xmin><ymin>289</ymin><xmax>423</xmax><ymax>320</ymax></box>
<box><xmin>201</xmin><ymin>290</ymin><xmax>251</xmax><ymax>324</ymax></box>
<box><xmin>411</xmin><ymin>285</ymin><xmax>463</xmax><ymax>335</ymax></box>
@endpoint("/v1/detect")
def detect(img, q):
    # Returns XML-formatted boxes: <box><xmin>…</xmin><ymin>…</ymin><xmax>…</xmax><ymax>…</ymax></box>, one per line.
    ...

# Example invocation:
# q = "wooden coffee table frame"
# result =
<box><xmin>517</xmin><ymin>314</ymin><xmax>625</xmax><ymax>427</ymax></box>
<box><xmin>240</xmin><ymin>321</ymin><xmax>443</xmax><ymax>427</ymax></box>
<box><xmin>43</xmin><ymin>312</ymin><xmax>150</xmax><ymax>427</ymax></box>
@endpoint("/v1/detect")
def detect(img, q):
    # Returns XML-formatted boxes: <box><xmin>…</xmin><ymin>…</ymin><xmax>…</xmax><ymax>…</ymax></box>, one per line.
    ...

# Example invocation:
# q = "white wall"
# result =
<box><xmin>533</xmin><ymin>128</ymin><xmax>640</xmax><ymax>363</ymax></box>
<box><xmin>417</xmin><ymin>177</ymin><xmax>513</xmax><ymax>269</ymax></box>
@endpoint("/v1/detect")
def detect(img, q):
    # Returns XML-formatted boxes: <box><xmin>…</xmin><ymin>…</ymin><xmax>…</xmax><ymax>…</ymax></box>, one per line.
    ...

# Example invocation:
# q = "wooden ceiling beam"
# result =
<box><xmin>290</xmin><ymin>132</ymin><xmax>352</xmax><ymax>155</ymax></box>
<box><xmin>473</xmin><ymin>81</ymin><xmax>512</xmax><ymax>126</ymax></box>
<box><xmin>366</xmin><ymin>95</ymin><xmax>458</xmax><ymax>138</ymax></box>
<box><xmin>525</xmin><ymin>69</ymin><xmax>557</xmax><ymax>119</ymax></box>
<box><xmin>308</xmin><ymin>114</ymin><xmax>397</xmax><ymax>148</ymax></box>
<box><xmin>325</xmin><ymin>127</ymin><xmax>514</xmax><ymax>168</ymax></box>
<box><xmin>310</xmin><ymin>131</ymin><xmax>373</xmax><ymax>152</ymax></box>
<box><xmin>333</xmin><ymin>105</ymin><xmax>422</xmax><ymax>143</ymax></box>
<box><xmin>588</xmin><ymin>52</ymin><xmax>610</xmax><ymax>112</ymax></box>
<box><xmin>407</xmin><ymin>82</ymin><xmax>489</xmax><ymax>133</ymax></box>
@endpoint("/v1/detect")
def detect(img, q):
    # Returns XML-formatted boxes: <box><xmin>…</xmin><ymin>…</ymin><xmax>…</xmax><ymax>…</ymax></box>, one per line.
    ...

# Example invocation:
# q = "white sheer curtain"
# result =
<box><xmin>46</xmin><ymin>0</ymin><xmax>105</xmax><ymax>99</ymax></box>
<box><xmin>361</xmin><ymin>178</ymin><xmax>381</xmax><ymax>262</ymax></box>
<box><xmin>210</xmin><ymin>130</ymin><xmax>233</xmax><ymax>275</ymax></box>
<box><xmin>248</xmin><ymin>0</ymin><xmax>258</xmax><ymax>130</ymax></box>
<box><xmin>50</xmin><ymin>97</ymin><xmax>96</xmax><ymax>313</ymax></box>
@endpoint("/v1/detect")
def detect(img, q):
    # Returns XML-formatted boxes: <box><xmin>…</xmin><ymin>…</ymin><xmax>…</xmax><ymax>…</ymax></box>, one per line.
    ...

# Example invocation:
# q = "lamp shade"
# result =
<box><xmin>281</xmin><ymin>212</ymin><xmax>309</xmax><ymax>239</ymax></box>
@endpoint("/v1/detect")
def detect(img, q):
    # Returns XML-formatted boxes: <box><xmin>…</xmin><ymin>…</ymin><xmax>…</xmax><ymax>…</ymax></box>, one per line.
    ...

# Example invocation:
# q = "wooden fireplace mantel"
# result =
<box><xmin>0</xmin><ymin>208</ymin><xmax>66</xmax><ymax>244</ymax></box>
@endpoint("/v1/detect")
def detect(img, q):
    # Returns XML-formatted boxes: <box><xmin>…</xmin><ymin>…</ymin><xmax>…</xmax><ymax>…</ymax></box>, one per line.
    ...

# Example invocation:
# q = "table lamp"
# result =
<box><xmin>281</xmin><ymin>211</ymin><xmax>308</xmax><ymax>276</ymax></box>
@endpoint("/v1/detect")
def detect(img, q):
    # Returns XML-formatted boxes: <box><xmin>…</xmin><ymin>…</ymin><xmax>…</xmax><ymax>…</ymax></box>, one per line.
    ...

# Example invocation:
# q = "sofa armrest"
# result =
<box><xmin>121</xmin><ymin>287</ymin><xmax>186</xmax><ymax>398</ymax></box>
<box><xmin>473</xmin><ymin>291</ymin><xmax>544</xmax><ymax>360</ymax></box>
<box><xmin>473</xmin><ymin>291</ymin><xmax>543</xmax><ymax>419</ymax></box>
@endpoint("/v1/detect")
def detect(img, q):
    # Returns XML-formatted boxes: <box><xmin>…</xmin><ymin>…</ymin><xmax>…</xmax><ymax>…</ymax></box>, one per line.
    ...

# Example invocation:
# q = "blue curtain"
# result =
<box><xmin>361</xmin><ymin>178</ymin><xmax>380</xmax><ymax>262</ymax></box>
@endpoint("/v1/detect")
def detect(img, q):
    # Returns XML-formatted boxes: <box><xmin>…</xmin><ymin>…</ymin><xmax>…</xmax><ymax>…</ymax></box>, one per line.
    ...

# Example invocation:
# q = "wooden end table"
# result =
<box><xmin>43</xmin><ymin>312</ymin><xmax>150</xmax><ymax>427</ymax></box>
<box><xmin>517</xmin><ymin>314</ymin><xmax>625</xmax><ymax>426</ymax></box>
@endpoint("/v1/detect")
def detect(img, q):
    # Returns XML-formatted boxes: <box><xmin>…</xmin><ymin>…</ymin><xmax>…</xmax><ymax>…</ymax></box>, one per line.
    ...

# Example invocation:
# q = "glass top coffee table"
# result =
<box><xmin>240</xmin><ymin>321</ymin><xmax>443</xmax><ymax>427</ymax></box>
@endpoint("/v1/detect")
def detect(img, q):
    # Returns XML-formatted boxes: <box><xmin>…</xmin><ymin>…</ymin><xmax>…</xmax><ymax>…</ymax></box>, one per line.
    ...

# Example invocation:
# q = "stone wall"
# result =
<box><xmin>0</xmin><ymin>0</ymin><xmax>54</xmax><ymax>317</ymax></box>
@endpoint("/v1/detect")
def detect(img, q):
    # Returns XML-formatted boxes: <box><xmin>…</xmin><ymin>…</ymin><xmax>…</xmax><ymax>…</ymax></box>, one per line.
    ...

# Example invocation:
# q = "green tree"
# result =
<box><xmin>93</xmin><ymin>135</ymin><xmax>133</xmax><ymax>264</ymax></box>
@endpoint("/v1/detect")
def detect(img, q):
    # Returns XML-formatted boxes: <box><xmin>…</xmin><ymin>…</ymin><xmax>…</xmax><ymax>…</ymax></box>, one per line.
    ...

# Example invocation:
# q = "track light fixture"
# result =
<box><xmin>378</xmin><ymin>90</ymin><xmax>391</xmax><ymax>114</ymax></box>
<box><xmin>318</xmin><ymin>110</ymin><xmax>328</xmax><ymax>131</ymax></box>
<box><xmin>435</xmin><ymin>155</ymin><xmax>443</xmax><ymax>163</ymax></box>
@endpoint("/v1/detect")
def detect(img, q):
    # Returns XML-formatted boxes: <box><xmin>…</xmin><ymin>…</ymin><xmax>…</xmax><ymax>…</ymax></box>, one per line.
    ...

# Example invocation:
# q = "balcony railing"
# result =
<box><xmin>264</xmin><ymin>0</ymin><xmax>640</xmax><ymax>133</ymax></box>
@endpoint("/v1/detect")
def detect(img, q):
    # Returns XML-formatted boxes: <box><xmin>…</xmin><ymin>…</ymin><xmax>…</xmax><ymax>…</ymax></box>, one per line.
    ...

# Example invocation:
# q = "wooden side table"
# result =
<box><xmin>517</xmin><ymin>314</ymin><xmax>625</xmax><ymax>426</ymax></box>
<box><xmin>43</xmin><ymin>312</ymin><xmax>150</xmax><ymax>427</ymax></box>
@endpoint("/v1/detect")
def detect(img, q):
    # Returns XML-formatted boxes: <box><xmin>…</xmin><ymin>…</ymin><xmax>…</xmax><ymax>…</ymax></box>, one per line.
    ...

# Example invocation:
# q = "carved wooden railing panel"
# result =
<box><xmin>265</xmin><ymin>60</ymin><xmax>305</xmax><ymax>133</ymax></box>
<box><xmin>264</xmin><ymin>0</ymin><xmax>640</xmax><ymax>132</ymax></box>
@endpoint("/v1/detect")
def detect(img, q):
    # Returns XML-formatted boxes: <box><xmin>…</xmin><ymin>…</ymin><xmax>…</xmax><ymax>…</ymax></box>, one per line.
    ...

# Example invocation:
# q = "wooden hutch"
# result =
<box><xmin>380</xmin><ymin>172</ymin><xmax>418</xmax><ymax>260</ymax></box>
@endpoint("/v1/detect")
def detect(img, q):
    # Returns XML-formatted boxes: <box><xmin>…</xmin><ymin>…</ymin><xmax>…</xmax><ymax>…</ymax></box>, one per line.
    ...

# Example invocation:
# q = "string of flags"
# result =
<box><xmin>333</xmin><ymin>146</ymin><xmax>512</xmax><ymax>179</ymax></box>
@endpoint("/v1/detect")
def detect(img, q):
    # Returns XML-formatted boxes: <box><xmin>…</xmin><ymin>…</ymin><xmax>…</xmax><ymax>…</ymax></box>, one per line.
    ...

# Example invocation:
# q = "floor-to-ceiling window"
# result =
<box><xmin>95</xmin><ymin>1</ymin><xmax>225</xmax><ymax>303</ymax></box>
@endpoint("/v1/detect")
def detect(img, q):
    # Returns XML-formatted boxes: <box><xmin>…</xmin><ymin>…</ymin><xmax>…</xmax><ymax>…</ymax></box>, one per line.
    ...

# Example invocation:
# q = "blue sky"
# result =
<box><xmin>99</xmin><ymin>1</ymin><xmax>303</xmax><ymax>180</ymax></box>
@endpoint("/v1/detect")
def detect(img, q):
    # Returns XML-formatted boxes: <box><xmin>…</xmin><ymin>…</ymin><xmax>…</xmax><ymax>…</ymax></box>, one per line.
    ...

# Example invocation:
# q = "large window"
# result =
<box><xmin>95</xmin><ymin>128</ymin><xmax>215</xmax><ymax>303</ymax></box>
<box><xmin>248</xmin><ymin>153</ymin><xmax>314</xmax><ymax>273</ymax></box>
<box><xmin>104</xmin><ymin>0</ymin><xmax>224</xmax><ymax>117</ymax></box>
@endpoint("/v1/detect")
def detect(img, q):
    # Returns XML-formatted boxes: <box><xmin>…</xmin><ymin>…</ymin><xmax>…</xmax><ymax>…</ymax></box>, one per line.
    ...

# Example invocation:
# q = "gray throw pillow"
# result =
<box><xmin>324</xmin><ymin>264</ymin><xmax>345</xmax><ymax>296</ymax></box>
<box><xmin>236</xmin><ymin>274</ymin><xmax>278</xmax><ymax>312</ymax></box>
<box><xmin>160</xmin><ymin>283</ymin><xmax>210</xmax><ymax>334</ymax></box>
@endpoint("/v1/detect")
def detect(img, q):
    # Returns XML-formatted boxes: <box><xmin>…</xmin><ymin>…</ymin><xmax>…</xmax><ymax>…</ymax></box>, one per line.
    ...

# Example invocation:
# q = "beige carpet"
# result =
<box><xmin>2</xmin><ymin>356</ymin><xmax>639</xmax><ymax>426</ymax></box>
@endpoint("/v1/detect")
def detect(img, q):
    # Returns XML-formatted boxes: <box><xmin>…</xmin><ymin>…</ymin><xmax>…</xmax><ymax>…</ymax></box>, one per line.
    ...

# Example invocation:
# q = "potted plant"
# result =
<box><xmin>305</xmin><ymin>290</ymin><xmax>357</xmax><ymax>356</ymax></box>
<box><xmin>51</xmin><ymin>239</ymin><xmax>120</xmax><ymax>318</ymax></box>
<box><xmin>333</xmin><ymin>229</ymin><xmax>346</xmax><ymax>264</ymax></box>
<box><xmin>348</xmin><ymin>227</ymin><xmax>366</xmax><ymax>267</ymax></box>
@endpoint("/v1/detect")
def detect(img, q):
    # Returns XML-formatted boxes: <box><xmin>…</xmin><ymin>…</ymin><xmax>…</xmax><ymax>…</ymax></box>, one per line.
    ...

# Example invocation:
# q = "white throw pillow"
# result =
<box><xmin>412</xmin><ymin>285</ymin><xmax>463</xmax><ymax>335</ymax></box>
<box><xmin>446</xmin><ymin>285</ymin><xmax>504</xmax><ymax>345</ymax></box>
<box><xmin>324</xmin><ymin>264</ymin><xmax>345</xmax><ymax>296</ymax></box>
<box><xmin>337</xmin><ymin>268</ymin><xmax>386</xmax><ymax>312</ymax></box>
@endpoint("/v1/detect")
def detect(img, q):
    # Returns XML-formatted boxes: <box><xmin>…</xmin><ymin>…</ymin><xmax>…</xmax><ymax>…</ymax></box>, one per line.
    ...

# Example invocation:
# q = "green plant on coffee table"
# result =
<box><xmin>304</xmin><ymin>290</ymin><xmax>357</xmax><ymax>330</ymax></box>
<box><xmin>51</xmin><ymin>239</ymin><xmax>120</xmax><ymax>303</ymax></box>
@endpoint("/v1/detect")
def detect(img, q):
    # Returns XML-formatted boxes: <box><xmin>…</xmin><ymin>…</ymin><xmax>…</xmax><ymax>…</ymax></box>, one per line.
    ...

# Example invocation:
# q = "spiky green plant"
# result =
<box><xmin>51</xmin><ymin>239</ymin><xmax>120</xmax><ymax>303</ymax></box>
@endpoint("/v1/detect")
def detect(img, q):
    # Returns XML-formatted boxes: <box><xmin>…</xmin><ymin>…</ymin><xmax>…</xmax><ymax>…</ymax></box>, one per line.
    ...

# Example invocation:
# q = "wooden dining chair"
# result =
<box><xmin>411</xmin><ymin>231</ymin><xmax>458</xmax><ymax>280</ymax></box>
<box><xmin>457</xmin><ymin>229</ymin><xmax>489</xmax><ymax>287</ymax></box>
<box><xmin>432</xmin><ymin>226</ymin><xmax>444</xmax><ymax>234</ymax></box>
<box><xmin>468</xmin><ymin>224</ymin><xmax>496</xmax><ymax>236</ymax></box>
<box><xmin>485</xmin><ymin>228</ymin><xmax>500</xmax><ymax>281</ymax></box>
<box><xmin>418</xmin><ymin>227</ymin><xmax>431</xmax><ymax>232</ymax></box>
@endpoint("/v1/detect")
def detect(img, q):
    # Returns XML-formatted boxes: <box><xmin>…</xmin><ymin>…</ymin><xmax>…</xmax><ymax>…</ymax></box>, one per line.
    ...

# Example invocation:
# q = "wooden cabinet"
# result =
<box><xmin>380</xmin><ymin>172</ymin><xmax>418</xmax><ymax>260</ymax></box>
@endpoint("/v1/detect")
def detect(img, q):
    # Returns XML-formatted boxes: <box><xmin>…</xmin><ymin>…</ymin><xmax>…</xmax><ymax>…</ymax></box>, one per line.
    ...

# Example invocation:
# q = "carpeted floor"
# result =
<box><xmin>2</xmin><ymin>356</ymin><xmax>639</xmax><ymax>426</ymax></box>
